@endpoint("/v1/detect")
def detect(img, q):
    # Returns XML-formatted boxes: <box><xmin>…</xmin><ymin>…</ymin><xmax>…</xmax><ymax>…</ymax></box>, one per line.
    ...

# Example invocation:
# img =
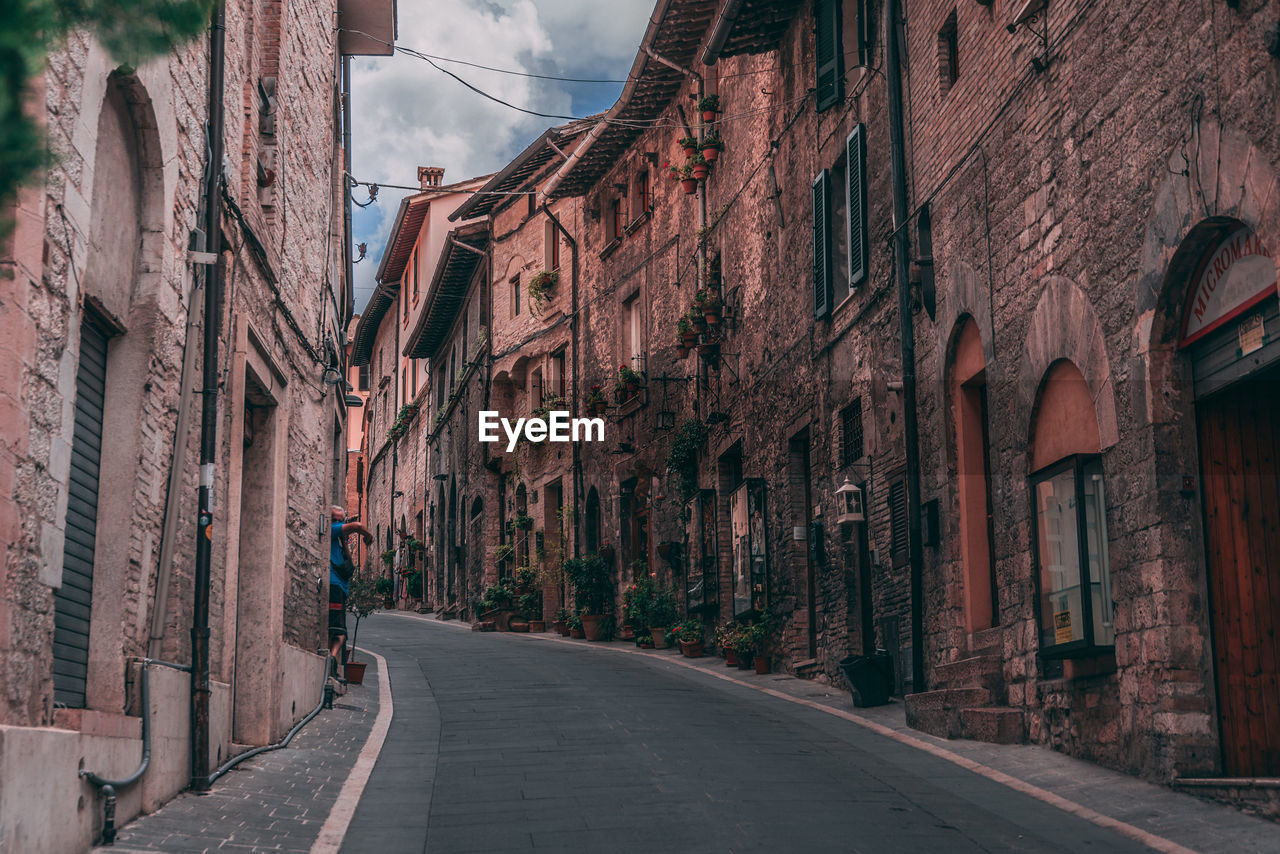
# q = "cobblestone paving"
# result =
<box><xmin>98</xmin><ymin>665</ymin><xmax>378</xmax><ymax>854</ymax></box>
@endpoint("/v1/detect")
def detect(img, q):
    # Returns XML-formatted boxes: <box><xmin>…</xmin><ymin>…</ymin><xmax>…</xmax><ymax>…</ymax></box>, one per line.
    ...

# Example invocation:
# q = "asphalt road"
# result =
<box><xmin>341</xmin><ymin>614</ymin><xmax>1151</xmax><ymax>854</ymax></box>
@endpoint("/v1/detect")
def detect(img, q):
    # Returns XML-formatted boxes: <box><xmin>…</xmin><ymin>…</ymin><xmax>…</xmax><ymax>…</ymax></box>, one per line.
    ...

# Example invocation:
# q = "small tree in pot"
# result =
<box><xmin>345</xmin><ymin>574</ymin><xmax>382</xmax><ymax>684</ymax></box>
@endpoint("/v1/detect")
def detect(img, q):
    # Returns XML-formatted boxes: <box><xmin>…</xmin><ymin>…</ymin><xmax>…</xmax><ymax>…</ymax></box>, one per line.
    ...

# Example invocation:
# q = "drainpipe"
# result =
<box><xmin>884</xmin><ymin>0</ymin><xmax>927</xmax><ymax>694</ymax></box>
<box><xmin>541</xmin><ymin>202</ymin><xmax>579</xmax><ymax>568</ymax></box>
<box><xmin>149</xmin><ymin>272</ymin><xmax>203</xmax><ymax>658</ymax></box>
<box><xmin>191</xmin><ymin>1</ymin><xmax>227</xmax><ymax>793</ymax></box>
<box><xmin>699</xmin><ymin>0</ymin><xmax>746</xmax><ymax>66</ymax></box>
<box><xmin>341</xmin><ymin>55</ymin><xmax>354</xmax><ymax>329</ymax></box>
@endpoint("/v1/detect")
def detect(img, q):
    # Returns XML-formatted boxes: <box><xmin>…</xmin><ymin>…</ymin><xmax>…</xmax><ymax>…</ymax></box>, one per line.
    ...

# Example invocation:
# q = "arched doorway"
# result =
<box><xmin>1177</xmin><ymin>221</ymin><xmax>1280</xmax><ymax>777</ymax></box>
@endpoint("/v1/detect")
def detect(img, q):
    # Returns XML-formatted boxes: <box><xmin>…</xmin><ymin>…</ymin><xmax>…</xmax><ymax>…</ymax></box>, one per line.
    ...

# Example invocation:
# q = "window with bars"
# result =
<box><xmin>841</xmin><ymin>397</ymin><xmax>863</xmax><ymax>466</ymax></box>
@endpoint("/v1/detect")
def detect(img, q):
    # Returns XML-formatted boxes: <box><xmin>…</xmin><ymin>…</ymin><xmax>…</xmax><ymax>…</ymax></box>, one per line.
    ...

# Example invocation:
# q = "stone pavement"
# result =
<box><xmin>97</xmin><ymin>662</ymin><xmax>379</xmax><ymax>854</ymax></box>
<box><xmin>97</xmin><ymin>614</ymin><xmax>1278</xmax><ymax>853</ymax></box>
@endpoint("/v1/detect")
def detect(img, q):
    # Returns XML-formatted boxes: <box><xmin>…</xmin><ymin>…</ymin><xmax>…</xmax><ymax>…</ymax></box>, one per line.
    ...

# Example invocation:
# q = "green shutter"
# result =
<box><xmin>813</xmin><ymin>170</ymin><xmax>832</xmax><ymax>319</ymax></box>
<box><xmin>847</xmin><ymin>124</ymin><xmax>869</xmax><ymax>288</ymax></box>
<box><xmin>815</xmin><ymin>0</ymin><xmax>844</xmax><ymax>111</ymax></box>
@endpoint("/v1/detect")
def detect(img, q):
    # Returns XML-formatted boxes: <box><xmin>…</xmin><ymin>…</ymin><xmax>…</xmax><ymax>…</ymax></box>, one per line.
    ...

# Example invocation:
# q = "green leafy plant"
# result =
<box><xmin>665</xmin><ymin>418</ymin><xmax>709</xmax><ymax>501</ymax></box>
<box><xmin>563</xmin><ymin>554</ymin><xmax>614</xmax><ymax>615</ymax></box>
<box><xmin>649</xmin><ymin>587</ymin><xmax>678</xmax><ymax>629</ymax></box>
<box><xmin>675</xmin><ymin>619</ymin><xmax>704</xmax><ymax>643</ymax></box>
<box><xmin>622</xmin><ymin>576</ymin><xmax>657</xmax><ymax>629</ymax></box>
<box><xmin>509</xmin><ymin>514</ymin><xmax>534</xmax><ymax>532</ymax></box>
<box><xmin>676</xmin><ymin>315</ymin><xmax>692</xmax><ymax>337</ymax></box>
<box><xmin>700</xmin><ymin>133</ymin><xmax>724</xmax><ymax>152</ymax></box>
<box><xmin>618</xmin><ymin>364</ymin><xmax>644</xmax><ymax>386</ymax></box>
<box><xmin>678</xmin><ymin>135</ymin><xmax>698</xmax><ymax>150</ymax></box>
<box><xmin>696</xmin><ymin>94</ymin><xmax>720</xmax><ymax>114</ymax></box>
<box><xmin>495</xmin><ymin>543</ymin><xmax>514</xmax><ymax>563</ymax></box>
<box><xmin>567</xmin><ymin>613</ymin><xmax>583</xmax><ymax>632</ymax></box>
<box><xmin>345</xmin><ymin>574</ymin><xmax>382</xmax><ymax>658</ymax></box>
<box><xmin>528</xmin><ymin>269</ymin><xmax>558</xmax><ymax>317</ymax></box>
<box><xmin>405</xmin><ymin>571</ymin><xmax>425</xmax><ymax>599</ymax></box>
<box><xmin>386</xmin><ymin>401</ymin><xmax>420</xmax><ymax>441</ymax></box>
<box><xmin>374</xmin><ymin>576</ymin><xmax>394</xmax><ymax>597</ymax></box>
<box><xmin>380</xmin><ymin>549</ymin><xmax>396</xmax><ymax>566</ymax></box>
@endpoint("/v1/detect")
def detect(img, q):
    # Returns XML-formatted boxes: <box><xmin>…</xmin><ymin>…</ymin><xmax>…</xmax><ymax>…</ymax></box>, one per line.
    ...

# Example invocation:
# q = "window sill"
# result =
<box><xmin>52</xmin><ymin>707</ymin><xmax>142</xmax><ymax>738</ymax></box>
<box><xmin>599</xmin><ymin>238</ymin><xmax>622</xmax><ymax>261</ymax></box>
<box><xmin>1039</xmin><ymin>644</ymin><xmax>1117</xmax><ymax>669</ymax></box>
<box><xmin>617</xmin><ymin>391</ymin><xmax>646</xmax><ymax>416</ymax></box>
<box><xmin>623</xmin><ymin>210</ymin><xmax>651</xmax><ymax>235</ymax></box>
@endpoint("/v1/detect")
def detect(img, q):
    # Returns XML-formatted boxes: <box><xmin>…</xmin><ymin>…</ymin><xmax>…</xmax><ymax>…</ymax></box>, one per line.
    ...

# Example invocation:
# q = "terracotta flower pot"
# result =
<box><xmin>676</xmin><ymin>344</ymin><xmax>688</xmax><ymax>359</ymax></box>
<box><xmin>692</xmin><ymin>163</ymin><xmax>709</xmax><ymax>181</ymax></box>
<box><xmin>681</xmin><ymin>178</ymin><xmax>698</xmax><ymax>195</ymax></box>
<box><xmin>650</xmin><ymin>627</ymin><xmax>669</xmax><ymax>649</ymax></box>
<box><xmin>754</xmin><ymin>655</ymin><xmax>771</xmax><ymax>675</ymax></box>
<box><xmin>702</xmin><ymin>109</ymin><xmax>717</xmax><ymax>122</ymax></box>
<box><xmin>581</xmin><ymin>614</ymin><xmax>608</xmax><ymax>641</ymax></box>
<box><xmin>679</xmin><ymin>640</ymin><xmax>704</xmax><ymax>658</ymax></box>
<box><xmin>529</xmin><ymin>620</ymin><xmax>546</xmax><ymax>633</ymax></box>
<box><xmin>570</xmin><ymin>627</ymin><xmax>585</xmax><ymax>639</ymax></box>
<box><xmin>620</xmin><ymin>625</ymin><xmax>635</xmax><ymax>640</ymax></box>
<box><xmin>704</xmin><ymin>308</ymin><xmax>721</xmax><ymax>326</ymax></box>
<box><xmin>683</xmin><ymin>145</ymin><xmax>697</xmax><ymax>157</ymax></box>
<box><xmin>344</xmin><ymin>660</ymin><xmax>367</xmax><ymax>685</ymax></box>
<box><xmin>509</xmin><ymin>619</ymin><xmax>529</xmax><ymax>633</ymax></box>
<box><xmin>702</xmin><ymin>146</ymin><xmax>719</xmax><ymax>163</ymax></box>
<box><xmin>725</xmin><ymin>649</ymin><xmax>739</xmax><ymax>667</ymax></box>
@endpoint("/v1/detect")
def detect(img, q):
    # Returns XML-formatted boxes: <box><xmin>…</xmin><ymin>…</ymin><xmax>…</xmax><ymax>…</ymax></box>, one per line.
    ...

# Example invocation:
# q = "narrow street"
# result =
<box><xmin>109</xmin><ymin>612</ymin><xmax>1280</xmax><ymax>854</ymax></box>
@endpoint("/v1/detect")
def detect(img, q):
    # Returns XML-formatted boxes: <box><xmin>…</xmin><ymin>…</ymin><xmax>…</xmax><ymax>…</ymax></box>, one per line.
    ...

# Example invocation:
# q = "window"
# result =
<box><xmin>610</xmin><ymin>198</ymin><xmax>624</xmax><ymax>242</ymax></box>
<box><xmin>530</xmin><ymin>367</ymin><xmax>543</xmax><ymax>412</ymax></box>
<box><xmin>410</xmin><ymin>361</ymin><xmax>418</xmax><ymax>398</ymax></box>
<box><xmin>402</xmin><ymin>366</ymin><xmax>408</xmax><ymax>406</ymax></box>
<box><xmin>814</xmin><ymin>0</ymin><xmax>844</xmax><ymax>111</ymax></box>
<box><xmin>549</xmin><ymin>348</ymin><xmax>566</xmax><ymax>399</ymax></box>
<box><xmin>841</xmin><ymin>397</ymin><xmax>863</xmax><ymax>465</ymax></box>
<box><xmin>544</xmin><ymin>219</ymin><xmax>560</xmax><ymax>271</ymax></box>
<box><xmin>847</xmin><ymin>0</ymin><xmax>874</xmax><ymax>68</ymax></box>
<box><xmin>1032</xmin><ymin>455</ymin><xmax>1114</xmax><ymax>656</ymax></box>
<box><xmin>411</xmin><ymin>246</ymin><xmax>419</xmax><ymax>301</ymax></box>
<box><xmin>939</xmin><ymin>9</ymin><xmax>959</xmax><ymax>97</ymax></box>
<box><xmin>358</xmin><ymin>363</ymin><xmax>370</xmax><ymax>391</ymax></box>
<box><xmin>813</xmin><ymin>124</ymin><xmax>869</xmax><ymax>317</ymax></box>
<box><xmin>634</xmin><ymin>170</ymin><xmax>651</xmax><ymax>218</ymax></box>
<box><xmin>889</xmin><ymin>478</ymin><xmax>908</xmax><ymax>561</ymax></box>
<box><xmin>622</xmin><ymin>292</ymin><xmax>643</xmax><ymax>371</ymax></box>
<box><xmin>527</xmin><ymin>192</ymin><xmax>536</xmax><ymax>218</ymax></box>
<box><xmin>510</xmin><ymin>274</ymin><xmax>521</xmax><ymax>317</ymax></box>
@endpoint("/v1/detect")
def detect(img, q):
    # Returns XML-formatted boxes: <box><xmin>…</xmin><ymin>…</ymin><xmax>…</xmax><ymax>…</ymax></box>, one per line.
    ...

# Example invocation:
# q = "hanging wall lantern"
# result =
<box><xmin>836</xmin><ymin>478</ymin><xmax>865</xmax><ymax>525</ymax></box>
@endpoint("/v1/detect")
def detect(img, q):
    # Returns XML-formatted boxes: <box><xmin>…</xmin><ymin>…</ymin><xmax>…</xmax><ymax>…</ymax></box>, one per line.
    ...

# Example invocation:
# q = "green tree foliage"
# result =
<box><xmin>0</xmin><ymin>0</ymin><xmax>216</xmax><ymax>223</ymax></box>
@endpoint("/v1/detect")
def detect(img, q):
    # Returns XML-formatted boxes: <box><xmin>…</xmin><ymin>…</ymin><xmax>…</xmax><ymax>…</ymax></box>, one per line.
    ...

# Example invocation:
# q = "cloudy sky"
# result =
<box><xmin>349</xmin><ymin>0</ymin><xmax>653</xmax><ymax>312</ymax></box>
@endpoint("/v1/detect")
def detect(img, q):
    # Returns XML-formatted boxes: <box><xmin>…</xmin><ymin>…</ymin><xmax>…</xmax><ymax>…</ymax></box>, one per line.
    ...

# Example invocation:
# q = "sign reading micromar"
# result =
<box><xmin>1180</xmin><ymin>225</ymin><xmax>1277</xmax><ymax>347</ymax></box>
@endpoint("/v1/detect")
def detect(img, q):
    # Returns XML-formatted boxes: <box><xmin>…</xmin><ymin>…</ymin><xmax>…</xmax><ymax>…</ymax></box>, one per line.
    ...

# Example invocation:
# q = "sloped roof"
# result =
<box><xmin>550</xmin><ymin>0</ymin><xmax>719</xmax><ymax>199</ymax></box>
<box><xmin>450</xmin><ymin>118</ymin><xmax>597</xmax><ymax>222</ymax></box>
<box><xmin>716</xmin><ymin>0</ymin><xmax>804</xmax><ymax>59</ymax></box>
<box><xmin>404</xmin><ymin>221</ymin><xmax>489</xmax><ymax>360</ymax></box>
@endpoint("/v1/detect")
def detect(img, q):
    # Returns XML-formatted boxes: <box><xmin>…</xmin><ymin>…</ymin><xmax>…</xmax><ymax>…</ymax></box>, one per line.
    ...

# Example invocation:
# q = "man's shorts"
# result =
<box><xmin>328</xmin><ymin>585</ymin><xmax>347</xmax><ymax>637</ymax></box>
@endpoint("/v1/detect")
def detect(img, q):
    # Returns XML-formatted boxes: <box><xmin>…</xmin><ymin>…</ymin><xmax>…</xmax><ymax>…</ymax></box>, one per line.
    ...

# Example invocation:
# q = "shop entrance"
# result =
<box><xmin>1182</xmin><ymin>222</ymin><xmax>1280</xmax><ymax>776</ymax></box>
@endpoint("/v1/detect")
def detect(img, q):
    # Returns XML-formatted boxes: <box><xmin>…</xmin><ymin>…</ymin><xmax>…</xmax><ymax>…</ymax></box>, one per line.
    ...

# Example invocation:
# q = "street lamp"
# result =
<box><xmin>836</xmin><ymin>477</ymin><xmax>865</xmax><ymax>526</ymax></box>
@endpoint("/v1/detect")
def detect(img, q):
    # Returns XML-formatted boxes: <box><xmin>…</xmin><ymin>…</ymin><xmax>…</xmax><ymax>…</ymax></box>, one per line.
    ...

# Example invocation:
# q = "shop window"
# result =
<box><xmin>1032</xmin><ymin>456</ymin><xmax>1114</xmax><ymax>656</ymax></box>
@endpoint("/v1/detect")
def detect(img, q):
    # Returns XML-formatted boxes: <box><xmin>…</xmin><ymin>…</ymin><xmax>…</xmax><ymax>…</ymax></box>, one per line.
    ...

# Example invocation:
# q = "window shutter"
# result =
<box><xmin>890</xmin><ymin>478</ymin><xmax>908</xmax><ymax>557</ymax></box>
<box><xmin>814</xmin><ymin>0</ymin><xmax>844</xmax><ymax>111</ymax></box>
<box><xmin>847</xmin><ymin>124</ymin><xmax>869</xmax><ymax>288</ymax></box>
<box><xmin>812</xmin><ymin>170</ymin><xmax>832</xmax><ymax>319</ymax></box>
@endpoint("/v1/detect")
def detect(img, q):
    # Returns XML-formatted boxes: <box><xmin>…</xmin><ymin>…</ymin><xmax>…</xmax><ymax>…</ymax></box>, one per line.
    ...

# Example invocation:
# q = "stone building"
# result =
<box><xmin>352</xmin><ymin>167</ymin><xmax>489</xmax><ymax>609</ymax></box>
<box><xmin>441</xmin><ymin>120</ymin><xmax>594</xmax><ymax>621</ymax></box>
<box><xmin>0</xmin><ymin>1</ymin><xmax>388</xmax><ymax>849</ymax></box>
<box><xmin>411</xmin><ymin>0</ymin><xmax>1280</xmax><ymax>804</ymax></box>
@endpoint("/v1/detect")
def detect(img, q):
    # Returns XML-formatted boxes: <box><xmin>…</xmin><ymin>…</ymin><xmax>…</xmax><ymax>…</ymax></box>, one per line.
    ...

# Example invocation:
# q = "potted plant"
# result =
<box><xmin>696</xmin><ymin>93</ymin><xmax>720</xmax><ymax>122</ymax></box>
<box><xmin>676</xmin><ymin>620</ymin><xmax>705</xmax><ymax>658</ymax></box>
<box><xmin>564</xmin><ymin>554</ymin><xmax>614</xmax><ymax>641</ymax></box>
<box><xmin>678</xmin><ymin>135</ymin><xmax>698</xmax><ymax>157</ymax></box>
<box><xmin>679</xmin><ymin>162</ymin><xmax>697</xmax><ymax>195</ymax></box>
<box><xmin>618</xmin><ymin>364</ymin><xmax>644</xmax><ymax>394</ymax></box>
<box><xmin>374</xmin><ymin>575</ymin><xmax>394</xmax><ymax>609</ymax></box>
<box><xmin>567</xmin><ymin>613</ymin><xmax>585</xmax><ymax>639</ymax></box>
<box><xmin>512</xmin><ymin>514</ymin><xmax>534</xmax><ymax>531</ymax></box>
<box><xmin>696</xmin><ymin>288</ymin><xmax>723</xmax><ymax>325</ymax></box>
<box><xmin>528</xmin><ymin>269</ymin><xmax>558</xmax><ymax>317</ymax></box>
<box><xmin>648</xmin><ymin>587</ymin><xmax>678</xmax><ymax>649</ymax></box>
<box><xmin>747</xmin><ymin>615</ymin><xmax>773</xmax><ymax>674</ymax></box>
<box><xmin>584</xmin><ymin>385</ymin><xmax>607</xmax><ymax>416</ymax></box>
<box><xmin>344</xmin><ymin>574</ymin><xmax>382</xmax><ymax>684</ymax></box>
<box><xmin>380</xmin><ymin>548</ymin><xmax>396</xmax><ymax>567</ymax></box>
<box><xmin>665</xmin><ymin>161</ymin><xmax>680</xmax><ymax>181</ymax></box>
<box><xmin>552</xmin><ymin>607</ymin><xmax>571</xmax><ymax>635</ymax></box>
<box><xmin>701</xmin><ymin>133</ymin><xmax>724</xmax><ymax>162</ymax></box>
<box><xmin>714</xmin><ymin>621</ymin><xmax>740</xmax><ymax>666</ymax></box>
<box><xmin>689</xmin><ymin>152</ymin><xmax>709</xmax><ymax>182</ymax></box>
<box><xmin>494</xmin><ymin>542</ymin><xmax>514</xmax><ymax>567</ymax></box>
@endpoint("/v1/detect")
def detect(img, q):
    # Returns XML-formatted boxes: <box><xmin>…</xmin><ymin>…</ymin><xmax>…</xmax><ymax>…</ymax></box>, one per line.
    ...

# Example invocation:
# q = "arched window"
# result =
<box><xmin>584</xmin><ymin>487</ymin><xmax>601</xmax><ymax>555</ymax></box>
<box><xmin>1029</xmin><ymin>360</ymin><xmax>1114</xmax><ymax>656</ymax></box>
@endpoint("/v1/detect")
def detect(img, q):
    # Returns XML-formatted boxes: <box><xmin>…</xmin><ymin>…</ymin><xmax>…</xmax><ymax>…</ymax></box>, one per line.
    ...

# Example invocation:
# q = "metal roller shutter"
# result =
<box><xmin>53</xmin><ymin>322</ymin><xmax>108</xmax><ymax>708</ymax></box>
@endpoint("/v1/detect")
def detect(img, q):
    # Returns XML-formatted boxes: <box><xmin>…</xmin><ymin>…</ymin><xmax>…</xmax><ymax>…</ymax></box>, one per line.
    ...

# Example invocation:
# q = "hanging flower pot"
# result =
<box><xmin>696</xmin><ymin>94</ymin><xmax>720</xmax><ymax>123</ymax></box>
<box><xmin>690</xmin><ymin>155</ymin><xmax>709</xmax><ymax>181</ymax></box>
<box><xmin>681</xmin><ymin>177</ymin><xmax>697</xmax><ymax>195</ymax></box>
<box><xmin>679</xmin><ymin>136</ymin><xmax>698</xmax><ymax>157</ymax></box>
<box><xmin>676</xmin><ymin>344</ymin><xmax>688</xmax><ymax>359</ymax></box>
<box><xmin>701</xmin><ymin>135</ymin><xmax>723</xmax><ymax>163</ymax></box>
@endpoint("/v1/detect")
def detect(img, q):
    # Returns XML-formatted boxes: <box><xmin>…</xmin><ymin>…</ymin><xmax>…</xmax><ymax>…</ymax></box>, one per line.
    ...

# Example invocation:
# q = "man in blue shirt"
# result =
<box><xmin>330</xmin><ymin>506</ymin><xmax>373</xmax><ymax>669</ymax></box>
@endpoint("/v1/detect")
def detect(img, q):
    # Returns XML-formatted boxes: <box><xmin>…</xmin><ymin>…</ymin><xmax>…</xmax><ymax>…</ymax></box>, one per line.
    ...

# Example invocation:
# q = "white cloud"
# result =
<box><xmin>350</xmin><ymin>0</ymin><xmax>652</xmax><ymax>310</ymax></box>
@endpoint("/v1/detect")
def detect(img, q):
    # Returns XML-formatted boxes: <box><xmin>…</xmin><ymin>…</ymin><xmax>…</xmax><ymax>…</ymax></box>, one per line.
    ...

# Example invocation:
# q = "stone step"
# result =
<box><xmin>906</xmin><ymin>706</ymin><xmax>956</xmax><ymax>739</ymax></box>
<box><xmin>959</xmin><ymin>707</ymin><xmax>1026</xmax><ymax>745</ymax></box>
<box><xmin>934</xmin><ymin>655</ymin><xmax>1002</xmax><ymax>691</ymax></box>
<box><xmin>970</xmin><ymin>625</ymin><xmax>1004</xmax><ymax>656</ymax></box>
<box><xmin>904</xmin><ymin>687</ymin><xmax>992</xmax><ymax>713</ymax></box>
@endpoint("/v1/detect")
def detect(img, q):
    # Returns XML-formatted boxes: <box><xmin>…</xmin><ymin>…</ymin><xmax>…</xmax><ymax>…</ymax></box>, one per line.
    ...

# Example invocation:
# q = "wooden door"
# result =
<box><xmin>1197</xmin><ymin>373</ymin><xmax>1280</xmax><ymax>776</ymax></box>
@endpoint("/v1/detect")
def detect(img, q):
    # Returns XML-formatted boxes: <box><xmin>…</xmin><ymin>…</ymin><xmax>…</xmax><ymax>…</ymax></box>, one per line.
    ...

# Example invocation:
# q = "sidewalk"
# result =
<box><xmin>442</xmin><ymin>615</ymin><xmax>1277</xmax><ymax>854</ymax></box>
<box><xmin>97</xmin><ymin>664</ymin><xmax>381</xmax><ymax>854</ymax></box>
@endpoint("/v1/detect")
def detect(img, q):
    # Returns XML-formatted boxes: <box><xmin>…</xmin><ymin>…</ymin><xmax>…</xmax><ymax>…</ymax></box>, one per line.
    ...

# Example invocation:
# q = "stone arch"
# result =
<box><xmin>936</xmin><ymin>261</ymin><xmax>996</xmax><ymax>391</ymax></box>
<box><xmin>1016</xmin><ymin>276</ymin><xmax>1118</xmax><ymax>470</ymax></box>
